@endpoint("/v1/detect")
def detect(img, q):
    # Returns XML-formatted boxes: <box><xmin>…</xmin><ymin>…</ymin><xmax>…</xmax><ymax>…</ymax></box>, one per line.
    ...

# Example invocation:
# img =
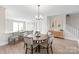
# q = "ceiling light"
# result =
<box><xmin>35</xmin><ymin>5</ymin><xmax>43</xmax><ymax>20</ymax></box>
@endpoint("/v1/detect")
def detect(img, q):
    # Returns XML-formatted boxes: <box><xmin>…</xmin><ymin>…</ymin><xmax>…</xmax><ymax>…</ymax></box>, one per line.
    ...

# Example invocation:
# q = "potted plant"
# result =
<box><xmin>58</xmin><ymin>24</ymin><xmax>63</xmax><ymax>31</ymax></box>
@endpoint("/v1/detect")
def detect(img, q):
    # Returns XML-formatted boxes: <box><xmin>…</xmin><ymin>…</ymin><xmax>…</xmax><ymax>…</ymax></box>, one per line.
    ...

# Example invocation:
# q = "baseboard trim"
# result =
<box><xmin>64</xmin><ymin>36</ymin><xmax>79</xmax><ymax>42</ymax></box>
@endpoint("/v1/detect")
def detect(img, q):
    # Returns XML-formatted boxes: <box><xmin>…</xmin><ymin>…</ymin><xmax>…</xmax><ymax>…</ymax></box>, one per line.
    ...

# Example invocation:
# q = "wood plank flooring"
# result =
<box><xmin>0</xmin><ymin>38</ymin><xmax>78</xmax><ymax>54</ymax></box>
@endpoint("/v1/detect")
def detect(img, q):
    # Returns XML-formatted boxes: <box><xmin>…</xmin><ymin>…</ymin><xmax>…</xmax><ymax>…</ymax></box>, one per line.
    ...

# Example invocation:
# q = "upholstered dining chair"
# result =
<box><xmin>24</xmin><ymin>37</ymin><xmax>38</xmax><ymax>54</ymax></box>
<box><xmin>8</xmin><ymin>33</ymin><xmax>18</xmax><ymax>44</ymax></box>
<box><xmin>40</xmin><ymin>35</ymin><xmax>53</xmax><ymax>54</ymax></box>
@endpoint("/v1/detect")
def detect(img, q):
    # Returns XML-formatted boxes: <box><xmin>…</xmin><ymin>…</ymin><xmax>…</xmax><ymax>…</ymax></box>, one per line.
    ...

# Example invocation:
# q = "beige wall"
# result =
<box><xmin>0</xmin><ymin>6</ymin><xmax>9</xmax><ymax>45</ymax></box>
<box><xmin>0</xmin><ymin>6</ymin><xmax>5</xmax><ymax>34</ymax></box>
<box><xmin>66</xmin><ymin>14</ymin><xmax>79</xmax><ymax>29</ymax></box>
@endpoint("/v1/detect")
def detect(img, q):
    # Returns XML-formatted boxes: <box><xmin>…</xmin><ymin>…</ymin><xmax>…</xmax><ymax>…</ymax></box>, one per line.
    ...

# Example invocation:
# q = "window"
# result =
<box><xmin>26</xmin><ymin>22</ymin><xmax>35</xmax><ymax>31</ymax></box>
<box><xmin>36</xmin><ymin>20</ymin><xmax>42</xmax><ymax>31</ymax></box>
<box><xmin>13</xmin><ymin>22</ymin><xmax>18</xmax><ymax>32</ymax></box>
<box><xmin>25</xmin><ymin>20</ymin><xmax>42</xmax><ymax>32</ymax></box>
<box><xmin>18</xmin><ymin>23</ymin><xmax>24</xmax><ymax>31</ymax></box>
<box><xmin>13</xmin><ymin>22</ymin><xmax>24</xmax><ymax>32</ymax></box>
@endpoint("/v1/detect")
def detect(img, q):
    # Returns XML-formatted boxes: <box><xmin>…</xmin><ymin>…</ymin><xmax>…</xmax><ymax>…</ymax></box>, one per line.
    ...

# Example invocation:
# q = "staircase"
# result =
<box><xmin>65</xmin><ymin>24</ymin><xmax>79</xmax><ymax>41</ymax></box>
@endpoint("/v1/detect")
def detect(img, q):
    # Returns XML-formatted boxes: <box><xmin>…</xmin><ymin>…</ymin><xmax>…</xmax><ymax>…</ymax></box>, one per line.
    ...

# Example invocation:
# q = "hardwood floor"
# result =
<box><xmin>0</xmin><ymin>38</ymin><xmax>78</xmax><ymax>54</ymax></box>
<box><xmin>53</xmin><ymin>38</ymin><xmax>78</xmax><ymax>54</ymax></box>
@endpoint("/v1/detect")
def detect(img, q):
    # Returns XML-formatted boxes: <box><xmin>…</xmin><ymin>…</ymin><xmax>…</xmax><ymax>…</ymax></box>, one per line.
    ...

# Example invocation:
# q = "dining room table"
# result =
<box><xmin>26</xmin><ymin>34</ymin><xmax>48</xmax><ymax>53</ymax></box>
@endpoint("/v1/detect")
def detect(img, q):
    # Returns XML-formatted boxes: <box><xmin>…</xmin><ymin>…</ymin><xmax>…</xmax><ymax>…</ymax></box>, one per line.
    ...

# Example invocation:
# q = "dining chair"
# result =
<box><xmin>40</xmin><ymin>35</ymin><xmax>53</xmax><ymax>54</ymax></box>
<box><xmin>24</xmin><ymin>37</ymin><xmax>38</xmax><ymax>54</ymax></box>
<box><xmin>8</xmin><ymin>33</ymin><xmax>18</xmax><ymax>44</ymax></box>
<box><xmin>23</xmin><ymin>34</ymin><xmax>35</xmax><ymax>48</ymax></box>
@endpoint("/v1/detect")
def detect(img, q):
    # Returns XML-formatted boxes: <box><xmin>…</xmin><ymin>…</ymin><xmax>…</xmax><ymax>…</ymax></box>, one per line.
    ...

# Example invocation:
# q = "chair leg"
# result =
<box><xmin>24</xmin><ymin>43</ymin><xmax>25</xmax><ymax>48</ymax></box>
<box><xmin>47</xmin><ymin>44</ymin><xmax>49</xmax><ymax>54</ymax></box>
<box><xmin>14</xmin><ymin>39</ymin><xmax>16</xmax><ymax>44</ymax></box>
<box><xmin>35</xmin><ymin>47</ymin><xmax>37</xmax><ymax>52</ymax></box>
<box><xmin>8</xmin><ymin>39</ymin><xmax>10</xmax><ymax>45</ymax></box>
<box><xmin>31</xmin><ymin>45</ymin><xmax>33</xmax><ymax>54</ymax></box>
<box><xmin>38</xmin><ymin>45</ymin><xmax>40</xmax><ymax>53</ymax></box>
<box><xmin>25</xmin><ymin>44</ymin><xmax>27</xmax><ymax>54</ymax></box>
<box><xmin>51</xmin><ymin>45</ymin><xmax>53</xmax><ymax>54</ymax></box>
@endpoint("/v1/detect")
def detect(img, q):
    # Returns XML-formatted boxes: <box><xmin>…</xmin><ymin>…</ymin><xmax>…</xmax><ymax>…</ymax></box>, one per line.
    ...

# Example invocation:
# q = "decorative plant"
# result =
<box><xmin>58</xmin><ymin>24</ymin><xmax>61</xmax><ymax>27</ymax></box>
<box><xmin>52</xmin><ymin>23</ymin><xmax>54</xmax><ymax>27</ymax></box>
<box><xmin>52</xmin><ymin>23</ymin><xmax>54</xmax><ymax>30</ymax></box>
<box><xmin>58</xmin><ymin>24</ymin><xmax>63</xmax><ymax>31</ymax></box>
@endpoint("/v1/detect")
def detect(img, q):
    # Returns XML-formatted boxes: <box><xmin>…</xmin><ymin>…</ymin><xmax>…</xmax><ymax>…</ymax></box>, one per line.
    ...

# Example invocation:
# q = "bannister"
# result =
<box><xmin>66</xmin><ymin>24</ymin><xmax>79</xmax><ymax>38</ymax></box>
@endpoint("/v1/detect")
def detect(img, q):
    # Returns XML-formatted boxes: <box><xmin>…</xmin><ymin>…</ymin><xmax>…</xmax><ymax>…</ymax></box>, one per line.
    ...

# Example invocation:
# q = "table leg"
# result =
<box><xmin>14</xmin><ymin>39</ymin><xmax>16</xmax><ymax>44</ymax></box>
<box><xmin>35</xmin><ymin>46</ymin><xmax>37</xmax><ymax>52</ymax></box>
<box><xmin>38</xmin><ymin>45</ymin><xmax>40</xmax><ymax>53</ymax></box>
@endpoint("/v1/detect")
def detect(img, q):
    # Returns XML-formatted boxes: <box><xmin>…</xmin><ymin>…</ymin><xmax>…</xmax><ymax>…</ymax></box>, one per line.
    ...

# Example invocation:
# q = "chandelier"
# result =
<box><xmin>35</xmin><ymin>5</ymin><xmax>43</xmax><ymax>20</ymax></box>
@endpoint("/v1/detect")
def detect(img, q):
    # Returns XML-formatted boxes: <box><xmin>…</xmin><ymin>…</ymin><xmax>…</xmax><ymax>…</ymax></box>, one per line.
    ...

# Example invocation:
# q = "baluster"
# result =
<box><xmin>74</xmin><ymin>28</ymin><xmax>76</xmax><ymax>37</ymax></box>
<box><xmin>76</xmin><ymin>28</ymin><xmax>78</xmax><ymax>38</ymax></box>
<box><xmin>75</xmin><ymin>28</ymin><xmax>77</xmax><ymax>37</ymax></box>
<box><xmin>78</xmin><ymin>29</ymin><xmax>79</xmax><ymax>38</ymax></box>
<box><xmin>67</xmin><ymin>24</ymin><xmax>79</xmax><ymax>39</ymax></box>
<box><xmin>76</xmin><ymin>28</ymin><xmax>77</xmax><ymax>37</ymax></box>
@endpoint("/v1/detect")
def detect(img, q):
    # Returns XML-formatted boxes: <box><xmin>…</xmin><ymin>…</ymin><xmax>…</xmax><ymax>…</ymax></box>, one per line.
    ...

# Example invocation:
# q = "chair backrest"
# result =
<box><xmin>48</xmin><ymin>35</ymin><xmax>53</xmax><ymax>44</ymax></box>
<box><xmin>47</xmin><ymin>31</ymin><xmax>52</xmax><ymax>36</ymax></box>
<box><xmin>35</xmin><ymin>31</ymin><xmax>40</xmax><ymax>35</ymax></box>
<box><xmin>8</xmin><ymin>33</ymin><xmax>15</xmax><ymax>40</ymax></box>
<box><xmin>23</xmin><ymin>32</ymin><xmax>28</xmax><ymax>37</ymax></box>
<box><xmin>24</xmin><ymin>37</ymin><xmax>33</xmax><ymax>45</ymax></box>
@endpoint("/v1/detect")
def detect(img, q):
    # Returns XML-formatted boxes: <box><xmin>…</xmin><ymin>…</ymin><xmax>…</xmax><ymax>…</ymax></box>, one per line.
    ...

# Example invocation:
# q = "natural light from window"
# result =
<box><xmin>13</xmin><ymin>22</ymin><xmax>24</xmax><ymax>32</ymax></box>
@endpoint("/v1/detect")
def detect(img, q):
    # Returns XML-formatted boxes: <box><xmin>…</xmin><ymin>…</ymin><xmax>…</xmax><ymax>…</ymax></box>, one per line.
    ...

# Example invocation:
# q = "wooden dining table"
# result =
<box><xmin>27</xmin><ymin>34</ymin><xmax>48</xmax><ymax>41</ymax></box>
<box><xmin>27</xmin><ymin>34</ymin><xmax>48</xmax><ymax>53</ymax></box>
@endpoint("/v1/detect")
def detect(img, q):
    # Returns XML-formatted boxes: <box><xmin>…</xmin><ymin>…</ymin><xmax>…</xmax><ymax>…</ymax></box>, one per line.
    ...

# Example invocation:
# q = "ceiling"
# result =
<box><xmin>3</xmin><ymin>5</ymin><xmax>79</xmax><ymax>20</ymax></box>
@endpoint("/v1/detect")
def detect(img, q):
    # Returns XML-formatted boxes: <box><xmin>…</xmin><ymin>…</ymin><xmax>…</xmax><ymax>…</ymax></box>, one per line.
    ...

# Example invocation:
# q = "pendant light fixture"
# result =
<box><xmin>35</xmin><ymin>5</ymin><xmax>43</xmax><ymax>20</ymax></box>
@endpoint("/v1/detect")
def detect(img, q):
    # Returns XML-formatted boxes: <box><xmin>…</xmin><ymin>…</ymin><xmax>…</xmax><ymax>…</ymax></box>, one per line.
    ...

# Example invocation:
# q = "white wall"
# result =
<box><xmin>41</xmin><ymin>16</ymin><xmax>48</xmax><ymax>34</ymax></box>
<box><xmin>0</xmin><ymin>6</ymin><xmax>9</xmax><ymax>45</ymax></box>
<box><xmin>0</xmin><ymin>7</ymin><xmax>26</xmax><ymax>45</ymax></box>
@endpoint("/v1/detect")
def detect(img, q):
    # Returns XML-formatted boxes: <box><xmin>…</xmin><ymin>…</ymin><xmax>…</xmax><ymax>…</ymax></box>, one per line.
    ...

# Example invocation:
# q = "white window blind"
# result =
<box><xmin>13</xmin><ymin>22</ymin><xmax>23</xmax><ymax>32</ymax></box>
<box><xmin>25</xmin><ymin>20</ymin><xmax>42</xmax><ymax>32</ymax></box>
<box><xmin>26</xmin><ymin>22</ymin><xmax>35</xmax><ymax>31</ymax></box>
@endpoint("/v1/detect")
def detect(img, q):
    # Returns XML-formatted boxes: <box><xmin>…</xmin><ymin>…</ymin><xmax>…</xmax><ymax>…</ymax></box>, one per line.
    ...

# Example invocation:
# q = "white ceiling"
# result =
<box><xmin>3</xmin><ymin>5</ymin><xmax>79</xmax><ymax>20</ymax></box>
